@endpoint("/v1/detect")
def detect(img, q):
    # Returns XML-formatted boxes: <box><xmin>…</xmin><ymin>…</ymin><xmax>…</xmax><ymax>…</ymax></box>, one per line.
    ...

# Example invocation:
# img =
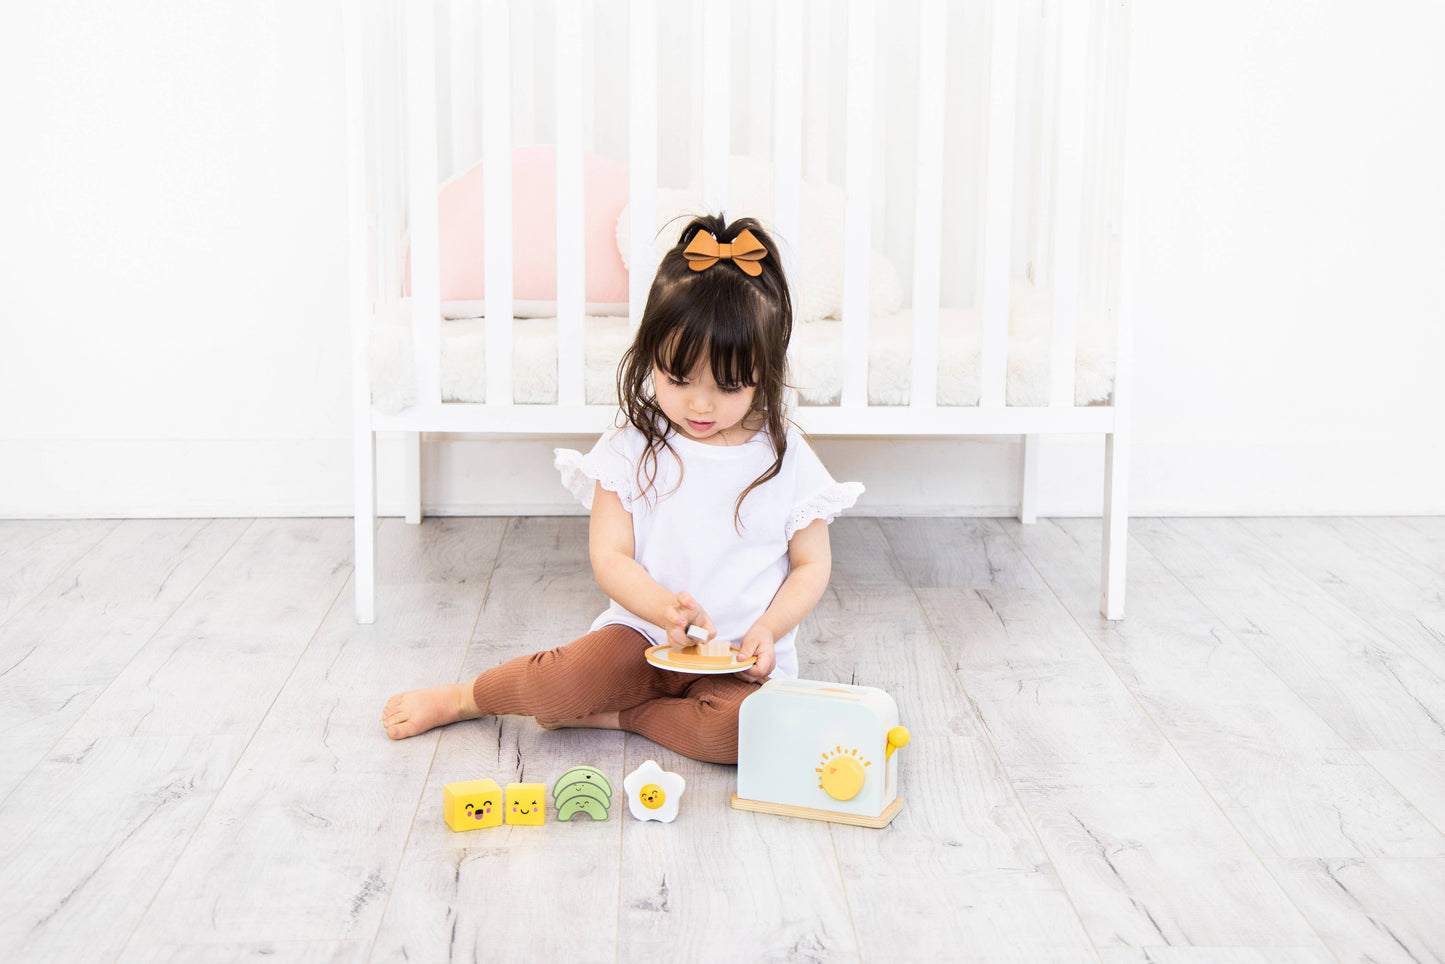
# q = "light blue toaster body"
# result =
<box><xmin>735</xmin><ymin>678</ymin><xmax>901</xmax><ymax>819</ymax></box>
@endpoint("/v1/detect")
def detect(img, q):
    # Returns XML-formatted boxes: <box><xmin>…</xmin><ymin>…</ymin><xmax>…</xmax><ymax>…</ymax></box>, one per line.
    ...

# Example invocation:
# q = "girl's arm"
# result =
<box><xmin>737</xmin><ymin>518</ymin><xmax>832</xmax><ymax>680</ymax></box>
<box><xmin>588</xmin><ymin>482</ymin><xmax>713</xmax><ymax>643</ymax></box>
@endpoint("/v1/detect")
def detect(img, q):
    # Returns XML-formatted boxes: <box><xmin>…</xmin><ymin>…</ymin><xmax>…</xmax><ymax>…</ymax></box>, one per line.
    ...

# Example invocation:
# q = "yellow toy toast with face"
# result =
<box><xmin>443</xmin><ymin>779</ymin><xmax>503</xmax><ymax>832</ymax></box>
<box><xmin>505</xmin><ymin>782</ymin><xmax>547</xmax><ymax>825</ymax></box>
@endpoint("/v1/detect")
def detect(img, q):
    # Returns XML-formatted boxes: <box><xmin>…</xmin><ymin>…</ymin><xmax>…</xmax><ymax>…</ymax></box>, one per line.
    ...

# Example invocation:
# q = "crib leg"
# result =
<box><xmin>405</xmin><ymin>431</ymin><xmax>423</xmax><ymax>524</ymax></box>
<box><xmin>1018</xmin><ymin>435</ymin><xmax>1040</xmax><ymax>524</ymax></box>
<box><xmin>354</xmin><ymin>427</ymin><xmax>377</xmax><ymax>624</ymax></box>
<box><xmin>1100</xmin><ymin>429</ymin><xmax>1130</xmax><ymax>620</ymax></box>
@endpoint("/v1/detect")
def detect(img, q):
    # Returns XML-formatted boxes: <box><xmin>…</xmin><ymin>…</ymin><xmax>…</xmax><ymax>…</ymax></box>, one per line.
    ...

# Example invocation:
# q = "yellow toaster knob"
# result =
<box><xmin>819</xmin><ymin>755</ymin><xmax>866</xmax><ymax>801</ymax></box>
<box><xmin>886</xmin><ymin>726</ymin><xmax>911</xmax><ymax>760</ymax></box>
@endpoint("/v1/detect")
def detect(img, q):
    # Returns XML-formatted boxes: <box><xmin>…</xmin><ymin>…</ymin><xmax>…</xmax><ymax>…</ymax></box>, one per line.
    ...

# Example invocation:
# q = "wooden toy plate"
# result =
<box><xmin>644</xmin><ymin>644</ymin><xmax>757</xmax><ymax>675</ymax></box>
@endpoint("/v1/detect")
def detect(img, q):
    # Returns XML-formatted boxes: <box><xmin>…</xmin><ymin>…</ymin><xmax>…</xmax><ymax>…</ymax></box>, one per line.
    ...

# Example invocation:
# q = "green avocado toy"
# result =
<box><xmin>552</xmin><ymin>766</ymin><xmax>613</xmax><ymax>821</ymax></box>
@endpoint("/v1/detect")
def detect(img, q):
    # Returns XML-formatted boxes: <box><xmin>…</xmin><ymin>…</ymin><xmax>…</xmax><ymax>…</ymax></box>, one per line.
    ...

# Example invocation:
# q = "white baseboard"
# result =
<box><xmin>2</xmin><ymin>436</ymin><xmax>1442</xmax><ymax>518</ymax></box>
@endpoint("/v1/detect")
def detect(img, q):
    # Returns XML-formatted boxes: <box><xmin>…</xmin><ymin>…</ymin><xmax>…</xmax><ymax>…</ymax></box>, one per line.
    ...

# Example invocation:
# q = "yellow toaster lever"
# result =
<box><xmin>886</xmin><ymin>726</ymin><xmax>910</xmax><ymax>760</ymax></box>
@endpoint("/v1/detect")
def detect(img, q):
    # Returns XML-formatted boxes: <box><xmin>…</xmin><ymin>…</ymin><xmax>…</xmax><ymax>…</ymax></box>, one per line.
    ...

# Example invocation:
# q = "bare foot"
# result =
<box><xmin>537</xmin><ymin>710</ymin><xmax>621</xmax><ymax>731</ymax></box>
<box><xmin>382</xmin><ymin>683</ymin><xmax>481</xmax><ymax>740</ymax></box>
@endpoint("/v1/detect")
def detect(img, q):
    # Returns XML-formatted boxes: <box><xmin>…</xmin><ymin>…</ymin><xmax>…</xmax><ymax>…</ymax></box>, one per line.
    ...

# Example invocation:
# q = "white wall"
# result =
<box><xmin>2</xmin><ymin>0</ymin><xmax>1442</xmax><ymax>519</ymax></box>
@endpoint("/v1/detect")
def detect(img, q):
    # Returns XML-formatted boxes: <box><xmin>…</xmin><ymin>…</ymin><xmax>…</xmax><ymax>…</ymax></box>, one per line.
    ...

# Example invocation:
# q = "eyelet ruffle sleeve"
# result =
<box><xmin>555</xmin><ymin>428</ymin><xmax>637</xmax><ymax>510</ymax></box>
<box><xmin>785</xmin><ymin>480</ymin><xmax>865</xmax><ymax>541</ymax></box>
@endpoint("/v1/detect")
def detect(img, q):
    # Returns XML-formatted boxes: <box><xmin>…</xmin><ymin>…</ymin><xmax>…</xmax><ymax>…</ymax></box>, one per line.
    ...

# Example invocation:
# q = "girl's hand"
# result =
<box><xmin>736</xmin><ymin>623</ymin><xmax>776</xmax><ymax>682</ymax></box>
<box><xmin>663</xmin><ymin>591</ymin><xmax>714</xmax><ymax>650</ymax></box>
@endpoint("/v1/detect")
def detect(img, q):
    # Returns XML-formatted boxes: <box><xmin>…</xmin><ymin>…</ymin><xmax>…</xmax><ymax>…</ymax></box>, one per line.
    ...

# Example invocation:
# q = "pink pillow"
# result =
<box><xmin>405</xmin><ymin>144</ymin><xmax>629</xmax><ymax>305</ymax></box>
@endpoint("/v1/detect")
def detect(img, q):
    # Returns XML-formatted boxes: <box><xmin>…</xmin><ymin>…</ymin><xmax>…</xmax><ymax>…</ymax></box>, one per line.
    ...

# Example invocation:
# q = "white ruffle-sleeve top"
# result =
<box><xmin>554</xmin><ymin>420</ymin><xmax>863</xmax><ymax>678</ymax></box>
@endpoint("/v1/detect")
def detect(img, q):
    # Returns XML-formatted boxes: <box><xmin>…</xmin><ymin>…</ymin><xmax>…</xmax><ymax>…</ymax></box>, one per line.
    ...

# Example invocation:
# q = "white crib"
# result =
<box><xmin>342</xmin><ymin>0</ymin><xmax>1145</xmax><ymax>624</ymax></box>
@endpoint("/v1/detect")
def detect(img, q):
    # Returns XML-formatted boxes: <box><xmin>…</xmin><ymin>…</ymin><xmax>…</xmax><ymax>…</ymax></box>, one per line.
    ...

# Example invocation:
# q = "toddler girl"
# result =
<box><xmin>381</xmin><ymin>214</ymin><xmax>863</xmax><ymax>764</ymax></box>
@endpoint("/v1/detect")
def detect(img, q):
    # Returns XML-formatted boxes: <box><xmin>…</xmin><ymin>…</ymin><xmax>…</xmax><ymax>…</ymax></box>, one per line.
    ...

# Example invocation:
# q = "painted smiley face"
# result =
<box><xmin>504</xmin><ymin>783</ymin><xmax>547</xmax><ymax>825</ymax></box>
<box><xmin>444</xmin><ymin>779</ymin><xmax>504</xmax><ymax>831</ymax></box>
<box><xmin>623</xmin><ymin>760</ymin><xmax>685</xmax><ymax>823</ymax></box>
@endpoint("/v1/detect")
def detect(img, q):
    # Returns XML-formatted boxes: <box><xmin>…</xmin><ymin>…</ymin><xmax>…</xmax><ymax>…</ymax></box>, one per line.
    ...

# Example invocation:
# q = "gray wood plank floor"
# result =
<box><xmin>1</xmin><ymin>516</ymin><xmax>1442</xmax><ymax>963</ymax></box>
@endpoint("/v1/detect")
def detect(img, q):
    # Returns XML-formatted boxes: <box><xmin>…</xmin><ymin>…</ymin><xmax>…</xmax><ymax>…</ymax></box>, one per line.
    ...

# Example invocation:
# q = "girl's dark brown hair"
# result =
<box><xmin>617</xmin><ymin>213</ymin><xmax>793</xmax><ymax>530</ymax></box>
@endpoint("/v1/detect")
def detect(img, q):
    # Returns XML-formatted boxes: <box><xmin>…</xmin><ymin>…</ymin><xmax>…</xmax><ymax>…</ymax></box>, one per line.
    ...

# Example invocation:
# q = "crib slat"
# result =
<box><xmin>371</xmin><ymin>0</ymin><xmax>399</xmax><ymax>301</ymax></box>
<box><xmin>748</xmin><ymin>0</ymin><xmax>772</xmax><ymax>159</ymax></box>
<box><xmin>628</xmin><ymin>0</ymin><xmax>657</xmax><ymax>327</ymax></box>
<box><xmin>773</xmin><ymin>0</ymin><xmax>804</xmax><ymax>321</ymax></box>
<box><xmin>840</xmin><ymin>0</ymin><xmax>875</xmax><ymax>410</ymax></box>
<box><xmin>870</xmin><ymin>4</ymin><xmax>889</xmax><ymax>257</ymax></box>
<box><xmin>979</xmin><ymin>0</ymin><xmax>1018</xmax><ymax>409</ymax></box>
<box><xmin>701</xmin><ymin>1</ymin><xmax>731</xmax><ymax>217</ymax></box>
<box><xmin>581</xmin><ymin>3</ymin><xmax>597</xmax><ymax>155</ymax></box>
<box><xmin>405</xmin><ymin>0</ymin><xmax>441</xmax><ymax>405</ymax></box>
<box><xmin>343</xmin><ymin>0</ymin><xmax>375</xmax><ymax>622</ymax></box>
<box><xmin>369</xmin><ymin>0</ymin><xmax>393</xmax><ymax>299</ymax></box>
<box><xmin>555</xmin><ymin>0</ymin><xmax>585</xmax><ymax>407</ymax></box>
<box><xmin>448</xmin><ymin>0</ymin><xmax>474</xmax><ymax>175</ymax></box>
<box><xmin>910</xmin><ymin>0</ymin><xmax>948</xmax><ymax>409</ymax></box>
<box><xmin>1029</xmin><ymin>1</ymin><xmax>1059</xmax><ymax>291</ymax></box>
<box><xmin>1049</xmin><ymin>0</ymin><xmax>1088</xmax><ymax>408</ymax></box>
<box><xmin>805</xmin><ymin>0</ymin><xmax>830</xmax><ymax>184</ymax></box>
<box><xmin>481</xmin><ymin>0</ymin><xmax>513</xmax><ymax>406</ymax></box>
<box><xmin>514</xmin><ymin>2</ymin><xmax>536</xmax><ymax>147</ymax></box>
<box><xmin>1104</xmin><ymin>0</ymin><xmax>1143</xmax><ymax>620</ymax></box>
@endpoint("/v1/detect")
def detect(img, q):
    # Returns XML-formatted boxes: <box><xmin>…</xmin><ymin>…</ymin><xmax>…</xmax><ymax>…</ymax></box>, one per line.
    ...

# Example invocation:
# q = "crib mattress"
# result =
<box><xmin>369</xmin><ymin>300</ymin><xmax>1116</xmax><ymax>415</ymax></box>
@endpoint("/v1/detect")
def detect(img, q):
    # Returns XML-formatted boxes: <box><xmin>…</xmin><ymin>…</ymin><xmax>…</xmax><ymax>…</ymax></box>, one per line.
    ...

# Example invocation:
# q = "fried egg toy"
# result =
<box><xmin>622</xmin><ymin>759</ymin><xmax>685</xmax><ymax>823</ymax></box>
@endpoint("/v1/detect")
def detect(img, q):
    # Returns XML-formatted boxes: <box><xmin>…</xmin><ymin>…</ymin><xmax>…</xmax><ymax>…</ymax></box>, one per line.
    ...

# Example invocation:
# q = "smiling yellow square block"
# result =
<box><xmin>505</xmin><ymin>782</ymin><xmax>547</xmax><ymax>825</ymax></box>
<box><xmin>443</xmin><ymin>778</ymin><xmax>503</xmax><ymax>832</ymax></box>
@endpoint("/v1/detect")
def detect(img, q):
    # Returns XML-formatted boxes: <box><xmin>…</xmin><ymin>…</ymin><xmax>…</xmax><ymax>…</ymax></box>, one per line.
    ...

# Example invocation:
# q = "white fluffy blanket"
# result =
<box><xmin>369</xmin><ymin>283</ymin><xmax>1116</xmax><ymax>414</ymax></box>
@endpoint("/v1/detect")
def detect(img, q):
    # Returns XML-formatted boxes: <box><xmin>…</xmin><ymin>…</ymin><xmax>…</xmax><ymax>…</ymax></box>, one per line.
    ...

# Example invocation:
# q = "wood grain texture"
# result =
<box><xmin>1</xmin><ymin>515</ymin><xmax>1443</xmax><ymax>964</ymax></box>
<box><xmin>0</xmin><ymin>518</ymin><xmax>248</xmax><ymax>799</ymax></box>
<box><xmin>616</xmin><ymin>746</ymin><xmax>857</xmax><ymax>962</ymax></box>
<box><xmin>118</xmin><ymin>940</ymin><xmax>367</xmax><ymax>963</ymax></box>
<box><xmin>808</xmin><ymin>587</ymin><xmax>1098</xmax><ymax>961</ymax></box>
<box><xmin>1005</xmin><ymin>516</ymin><xmax>1445</xmax><ymax>959</ymax></box>
<box><xmin>1132</xmin><ymin>518</ymin><xmax>1445</xmax><ymax>752</ymax></box>
<box><xmin>1237</xmin><ymin>516</ymin><xmax>1445</xmax><ymax>679</ymax></box>
<box><xmin>879</xmin><ymin>517</ymin><xmax>1049</xmax><ymax>590</ymax></box>
<box><xmin>371</xmin><ymin>516</ymin><xmax>627</xmax><ymax>963</ymax></box>
<box><xmin>729</xmin><ymin>793</ymin><xmax>903</xmax><ymax>828</ymax></box>
<box><xmin>0</xmin><ymin>519</ymin><xmax>353</xmax><ymax>962</ymax></box>
<box><xmin>917</xmin><ymin>579</ymin><xmax>1319</xmax><ymax>950</ymax></box>
<box><xmin>1097</xmin><ymin>946</ymin><xmax>1336</xmax><ymax>963</ymax></box>
<box><xmin>122</xmin><ymin>519</ymin><xmax>505</xmax><ymax>954</ymax></box>
<box><xmin>0</xmin><ymin>519</ymin><xmax>118</xmax><ymax>626</ymax></box>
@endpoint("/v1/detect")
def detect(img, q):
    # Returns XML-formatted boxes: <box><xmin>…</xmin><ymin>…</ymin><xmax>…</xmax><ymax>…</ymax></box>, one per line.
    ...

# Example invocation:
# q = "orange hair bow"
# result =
<box><xmin>682</xmin><ymin>228</ymin><xmax>768</xmax><ymax>276</ymax></box>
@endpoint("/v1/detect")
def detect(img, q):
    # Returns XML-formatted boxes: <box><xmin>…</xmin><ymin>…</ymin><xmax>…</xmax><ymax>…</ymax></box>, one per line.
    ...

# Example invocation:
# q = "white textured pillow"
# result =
<box><xmin>440</xmin><ymin>299</ymin><xmax>629</xmax><ymax>320</ymax></box>
<box><xmin>615</xmin><ymin>156</ymin><xmax>903</xmax><ymax>323</ymax></box>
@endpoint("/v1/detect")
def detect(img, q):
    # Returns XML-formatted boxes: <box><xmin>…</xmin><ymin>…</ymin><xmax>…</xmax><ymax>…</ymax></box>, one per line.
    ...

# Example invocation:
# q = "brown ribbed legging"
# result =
<box><xmin>470</xmin><ymin>624</ymin><xmax>762</xmax><ymax>764</ymax></box>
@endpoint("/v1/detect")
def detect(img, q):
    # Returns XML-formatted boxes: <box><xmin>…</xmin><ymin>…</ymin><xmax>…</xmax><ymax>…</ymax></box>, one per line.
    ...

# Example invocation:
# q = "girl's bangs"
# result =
<box><xmin>656</xmin><ymin>301</ymin><xmax>759</xmax><ymax>389</ymax></box>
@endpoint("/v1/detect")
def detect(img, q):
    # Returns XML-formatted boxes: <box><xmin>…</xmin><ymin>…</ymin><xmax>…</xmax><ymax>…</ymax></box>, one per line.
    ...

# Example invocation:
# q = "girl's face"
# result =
<box><xmin>652</xmin><ymin>357</ymin><xmax>758</xmax><ymax>445</ymax></box>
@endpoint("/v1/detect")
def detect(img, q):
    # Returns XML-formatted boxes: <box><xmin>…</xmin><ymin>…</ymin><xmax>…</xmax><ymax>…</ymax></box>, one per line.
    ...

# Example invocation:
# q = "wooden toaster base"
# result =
<box><xmin>730</xmin><ymin>794</ymin><xmax>904</xmax><ymax>829</ymax></box>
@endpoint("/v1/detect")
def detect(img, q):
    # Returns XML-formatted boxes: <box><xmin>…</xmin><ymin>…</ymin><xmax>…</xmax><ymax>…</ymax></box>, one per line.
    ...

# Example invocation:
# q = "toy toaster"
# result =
<box><xmin>731</xmin><ymin>678</ymin><xmax>910</xmax><ymax>828</ymax></box>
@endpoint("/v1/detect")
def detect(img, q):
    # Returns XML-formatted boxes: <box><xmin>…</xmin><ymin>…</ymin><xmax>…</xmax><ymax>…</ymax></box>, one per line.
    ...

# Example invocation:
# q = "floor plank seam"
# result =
<box><xmin>1222</xmin><ymin>518</ymin><xmax>1445</xmax><ymax>844</ymax></box>
<box><xmin>366</xmin><ymin>517</ymin><xmax>507</xmax><ymax>962</ymax></box>
<box><xmin>0</xmin><ymin>519</ymin><xmax>120</xmax><ymax>632</ymax></box>
<box><xmin>1357</xmin><ymin>517</ymin><xmax>1444</xmax><ymax>576</ymax></box>
<box><xmin>988</xmin><ymin>518</ymin><xmax>1343</xmax><ymax>959</ymax></box>
<box><xmin>1231</xmin><ymin>517</ymin><xmax>1445</xmax><ymax>693</ymax></box>
<box><xmin>365</xmin><ymin>726</ymin><xmax>447</xmax><ymax>964</ymax></box>
<box><xmin>117</xmin><ymin>521</ymin><xmax>351</xmax><ymax>960</ymax></box>
<box><xmin>1081</xmin><ymin>522</ymin><xmax>1353</xmax><ymax>963</ymax></box>
<box><xmin>875</xmin><ymin>518</ymin><xmax>1106</xmax><ymax>964</ymax></box>
<box><xmin>612</xmin><ymin>735</ymin><xmax>626</xmax><ymax>964</ymax></box>
<box><xmin>9</xmin><ymin>516</ymin><xmax>1441</xmax><ymax>961</ymax></box>
<box><xmin>825</xmin><ymin>822</ymin><xmax>866</xmax><ymax>962</ymax></box>
<box><xmin>0</xmin><ymin>518</ymin><xmax>254</xmax><ymax>816</ymax></box>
